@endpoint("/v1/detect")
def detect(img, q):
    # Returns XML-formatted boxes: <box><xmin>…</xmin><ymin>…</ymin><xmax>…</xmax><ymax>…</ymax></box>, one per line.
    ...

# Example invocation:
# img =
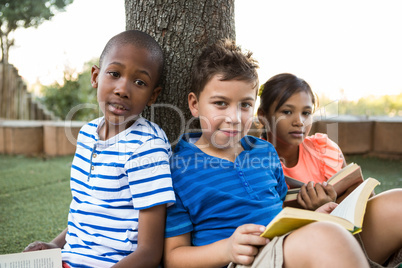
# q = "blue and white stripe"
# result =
<box><xmin>63</xmin><ymin>117</ymin><xmax>175</xmax><ymax>267</ymax></box>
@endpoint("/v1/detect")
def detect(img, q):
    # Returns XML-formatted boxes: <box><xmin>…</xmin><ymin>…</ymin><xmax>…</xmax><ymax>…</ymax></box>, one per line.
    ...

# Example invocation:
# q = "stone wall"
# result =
<box><xmin>0</xmin><ymin>118</ymin><xmax>401</xmax><ymax>158</ymax></box>
<box><xmin>309</xmin><ymin>117</ymin><xmax>402</xmax><ymax>159</ymax></box>
<box><xmin>0</xmin><ymin>120</ymin><xmax>84</xmax><ymax>156</ymax></box>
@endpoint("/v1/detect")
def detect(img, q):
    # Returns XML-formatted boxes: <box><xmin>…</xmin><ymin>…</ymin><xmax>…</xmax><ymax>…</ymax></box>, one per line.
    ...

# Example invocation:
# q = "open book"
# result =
<box><xmin>261</xmin><ymin>177</ymin><xmax>379</xmax><ymax>239</ymax></box>
<box><xmin>284</xmin><ymin>162</ymin><xmax>364</xmax><ymax>202</ymax></box>
<box><xmin>0</xmin><ymin>248</ymin><xmax>62</xmax><ymax>268</ymax></box>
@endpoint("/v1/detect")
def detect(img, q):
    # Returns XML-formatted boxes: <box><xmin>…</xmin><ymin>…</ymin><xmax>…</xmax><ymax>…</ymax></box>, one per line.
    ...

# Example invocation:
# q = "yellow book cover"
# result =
<box><xmin>262</xmin><ymin>177</ymin><xmax>380</xmax><ymax>239</ymax></box>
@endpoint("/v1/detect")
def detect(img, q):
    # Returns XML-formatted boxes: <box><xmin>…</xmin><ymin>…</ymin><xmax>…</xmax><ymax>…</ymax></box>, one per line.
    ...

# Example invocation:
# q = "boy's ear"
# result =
<box><xmin>188</xmin><ymin>92</ymin><xmax>199</xmax><ymax>117</ymax></box>
<box><xmin>91</xmin><ymin>65</ymin><xmax>100</xmax><ymax>88</ymax></box>
<box><xmin>147</xmin><ymin>86</ymin><xmax>162</xmax><ymax>106</ymax></box>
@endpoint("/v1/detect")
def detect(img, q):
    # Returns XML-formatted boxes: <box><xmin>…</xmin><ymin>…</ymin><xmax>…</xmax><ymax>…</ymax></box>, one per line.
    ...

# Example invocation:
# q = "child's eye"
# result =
<box><xmin>107</xmin><ymin>71</ymin><xmax>120</xmax><ymax>78</ymax></box>
<box><xmin>134</xmin><ymin>80</ymin><xmax>146</xmax><ymax>86</ymax></box>
<box><xmin>240</xmin><ymin>102</ymin><xmax>252</xmax><ymax>109</ymax></box>
<box><xmin>214</xmin><ymin>101</ymin><xmax>227</xmax><ymax>107</ymax></box>
<box><xmin>303</xmin><ymin>111</ymin><xmax>312</xmax><ymax>116</ymax></box>
<box><xmin>281</xmin><ymin>110</ymin><xmax>291</xmax><ymax>115</ymax></box>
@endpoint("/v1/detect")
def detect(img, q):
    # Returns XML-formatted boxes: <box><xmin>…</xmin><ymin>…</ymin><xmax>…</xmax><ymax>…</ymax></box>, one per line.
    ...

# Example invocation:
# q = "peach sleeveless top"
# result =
<box><xmin>281</xmin><ymin>133</ymin><xmax>344</xmax><ymax>184</ymax></box>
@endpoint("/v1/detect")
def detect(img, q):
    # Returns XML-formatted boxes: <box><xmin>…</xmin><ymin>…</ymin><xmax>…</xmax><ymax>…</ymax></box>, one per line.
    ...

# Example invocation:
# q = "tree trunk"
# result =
<box><xmin>125</xmin><ymin>0</ymin><xmax>235</xmax><ymax>146</ymax></box>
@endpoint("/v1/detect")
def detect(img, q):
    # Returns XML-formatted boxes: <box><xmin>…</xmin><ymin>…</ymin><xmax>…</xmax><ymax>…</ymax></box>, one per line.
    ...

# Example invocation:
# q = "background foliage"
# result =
<box><xmin>38</xmin><ymin>58</ymin><xmax>402</xmax><ymax>120</ymax></box>
<box><xmin>318</xmin><ymin>93</ymin><xmax>402</xmax><ymax>117</ymax></box>
<box><xmin>0</xmin><ymin>0</ymin><xmax>74</xmax><ymax>62</ymax></box>
<box><xmin>39</xmin><ymin>58</ymin><xmax>99</xmax><ymax>121</ymax></box>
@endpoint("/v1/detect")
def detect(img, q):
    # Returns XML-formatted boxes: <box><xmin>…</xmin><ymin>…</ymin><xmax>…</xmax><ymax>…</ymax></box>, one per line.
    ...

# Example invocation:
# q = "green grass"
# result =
<box><xmin>0</xmin><ymin>154</ymin><xmax>401</xmax><ymax>254</ymax></box>
<box><xmin>345</xmin><ymin>155</ymin><xmax>402</xmax><ymax>193</ymax></box>
<box><xmin>0</xmin><ymin>155</ymin><xmax>72</xmax><ymax>254</ymax></box>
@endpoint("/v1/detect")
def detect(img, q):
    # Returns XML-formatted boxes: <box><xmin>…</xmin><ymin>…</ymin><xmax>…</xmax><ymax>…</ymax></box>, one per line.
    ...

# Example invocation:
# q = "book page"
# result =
<box><xmin>330</xmin><ymin>179</ymin><xmax>369</xmax><ymax>223</ymax></box>
<box><xmin>0</xmin><ymin>248</ymin><xmax>62</xmax><ymax>268</ymax></box>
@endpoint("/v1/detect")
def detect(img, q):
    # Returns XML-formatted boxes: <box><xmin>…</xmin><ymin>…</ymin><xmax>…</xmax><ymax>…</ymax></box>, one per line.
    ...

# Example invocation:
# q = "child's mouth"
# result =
<box><xmin>221</xmin><ymin>130</ymin><xmax>240</xmax><ymax>137</ymax></box>
<box><xmin>289</xmin><ymin>131</ymin><xmax>304</xmax><ymax>138</ymax></box>
<box><xmin>108</xmin><ymin>103</ymin><xmax>128</xmax><ymax>114</ymax></box>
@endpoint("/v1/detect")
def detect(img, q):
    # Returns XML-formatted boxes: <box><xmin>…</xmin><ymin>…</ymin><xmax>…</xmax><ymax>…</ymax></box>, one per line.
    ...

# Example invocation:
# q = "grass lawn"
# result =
<box><xmin>345</xmin><ymin>155</ymin><xmax>402</xmax><ymax>193</ymax></box>
<box><xmin>0</xmin><ymin>155</ymin><xmax>72</xmax><ymax>254</ymax></box>
<box><xmin>0</xmin><ymin>154</ymin><xmax>401</xmax><ymax>254</ymax></box>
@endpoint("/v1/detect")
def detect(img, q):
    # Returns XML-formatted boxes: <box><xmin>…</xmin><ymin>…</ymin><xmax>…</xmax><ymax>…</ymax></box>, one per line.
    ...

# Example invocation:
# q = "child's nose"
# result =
<box><xmin>113</xmin><ymin>80</ymin><xmax>130</xmax><ymax>98</ymax></box>
<box><xmin>293</xmin><ymin>114</ymin><xmax>304</xmax><ymax>126</ymax></box>
<box><xmin>225</xmin><ymin>105</ymin><xmax>241</xmax><ymax>124</ymax></box>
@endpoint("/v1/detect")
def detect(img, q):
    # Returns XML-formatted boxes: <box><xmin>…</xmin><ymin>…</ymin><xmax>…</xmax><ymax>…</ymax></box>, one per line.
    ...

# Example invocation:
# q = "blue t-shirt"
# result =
<box><xmin>165</xmin><ymin>133</ymin><xmax>287</xmax><ymax>246</ymax></box>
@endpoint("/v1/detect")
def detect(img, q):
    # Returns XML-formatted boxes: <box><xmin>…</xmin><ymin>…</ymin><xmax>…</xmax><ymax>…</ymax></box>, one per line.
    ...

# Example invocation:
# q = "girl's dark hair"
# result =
<box><xmin>259</xmin><ymin>73</ymin><xmax>317</xmax><ymax>115</ymax></box>
<box><xmin>191</xmin><ymin>39</ymin><xmax>259</xmax><ymax>97</ymax></box>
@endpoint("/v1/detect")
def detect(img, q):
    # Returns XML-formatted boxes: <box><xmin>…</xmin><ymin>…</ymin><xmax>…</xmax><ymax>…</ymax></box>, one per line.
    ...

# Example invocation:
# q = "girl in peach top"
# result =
<box><xmin>257</xmin><ymin>73</ymin><xmax>402</xmax><ymax>267</ymax></box>
<box><xmin>257</xmin><ymin>73</ymin><xmax>345</xmax><ymax>210</ymax></box>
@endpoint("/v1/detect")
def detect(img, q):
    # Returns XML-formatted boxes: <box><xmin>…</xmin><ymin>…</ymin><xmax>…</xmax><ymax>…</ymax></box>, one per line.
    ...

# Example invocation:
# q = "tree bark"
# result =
<box><xmin>125</xmin><ymin>0</ymin><xmax>235</xmax><ymax>146</ymax></box>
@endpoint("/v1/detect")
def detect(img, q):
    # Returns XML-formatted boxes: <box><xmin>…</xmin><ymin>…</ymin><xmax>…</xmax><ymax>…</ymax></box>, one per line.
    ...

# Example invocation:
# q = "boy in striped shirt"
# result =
<box><xmin>163</xmin><ymin>39</ymin><xmax>402</xmax><ymax>268</ymax></box>
<box><xmin>24</xmin><ymin>30</ymin><xmax>175</xmax><ymax>267</ymax></box>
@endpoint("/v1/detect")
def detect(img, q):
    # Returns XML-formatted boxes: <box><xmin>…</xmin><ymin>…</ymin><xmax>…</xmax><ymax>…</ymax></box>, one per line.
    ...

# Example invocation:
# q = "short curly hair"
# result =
<box><xmin>191</xmin><ymin>39</ymin><xmax>259</xmax><ymax>97</ymax></box>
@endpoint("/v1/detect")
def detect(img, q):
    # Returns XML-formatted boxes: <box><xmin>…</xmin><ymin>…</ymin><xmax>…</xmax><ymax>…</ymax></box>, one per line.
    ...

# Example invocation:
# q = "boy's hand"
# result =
<box><xmin>297</xmin><ymin>181</ymin><xmax>337</xmax><ymax>210</ymax></box>
<box><xmin>315</xmin><ymin>202</ymin><xmax>338</xmax><ymax>214</ymax></box>
<box><xmin>226</xmin><ymin>224</ymin><xmax>269</xmax><ymax>265</ymax></box>
<box><xmin>23</xmin><ymin>241</ymin><xmax>58</xmax><ymax>252</ymax></box>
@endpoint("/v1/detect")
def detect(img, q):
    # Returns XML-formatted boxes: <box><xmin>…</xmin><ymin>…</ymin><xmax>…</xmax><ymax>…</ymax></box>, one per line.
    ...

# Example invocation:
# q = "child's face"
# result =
<box><xmin>265</xmin><ymin>91</ymin><xmax>313</xmax><ymax>147</ymax></box>
<box><xmin>91</xmin><ymin>44</ymin><xmax>161</xmax><ymax>127</ymax></box>
<box><xmin>189</xmin><ymin>74</ymin><xmax>257</xmax><ymax>151</ymax></box>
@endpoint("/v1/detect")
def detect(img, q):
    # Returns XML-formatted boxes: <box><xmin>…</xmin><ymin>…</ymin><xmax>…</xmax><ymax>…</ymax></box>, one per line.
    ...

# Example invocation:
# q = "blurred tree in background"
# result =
<box><xmin>1</xmin><ymin>0</ymin><xmax>74</xmax><ymax>118</ymax></box>
<box><xmin>39</xmin><ymin>58</ymin><xmax>99</xmax><ymax>121</ymax></box>
<box><xmin>318</xmin><ymin>94</ymin><xmax>402</xmax><ymax>117</ymax></box>
<box><xmin>0</xmin><ymin>0</ymin><xmax>74</xmax><ymax>63</ymax></box>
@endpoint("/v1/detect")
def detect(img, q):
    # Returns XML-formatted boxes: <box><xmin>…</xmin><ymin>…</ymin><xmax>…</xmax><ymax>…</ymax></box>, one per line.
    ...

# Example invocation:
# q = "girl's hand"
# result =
<box><xmin>23</xmin><ymin>241</ymin><xmax>59</xmax><ymax>252</ymax></box>
<box><xmin>225</xmin><ymin>224</ymin><xmax>269</xmax><ymax>265</ymax></box>
<box><xmin>297</xmin><ymin>181</ymin><xmax>337</xmax><ymax>210</ymax></box>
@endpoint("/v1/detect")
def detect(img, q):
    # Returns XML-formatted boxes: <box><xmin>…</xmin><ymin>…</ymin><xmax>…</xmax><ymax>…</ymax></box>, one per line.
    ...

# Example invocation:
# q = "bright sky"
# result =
<box><xmin>9</xmin><ymin>0</ymin><xmax>402</xmax><ymax>101</ymax></box>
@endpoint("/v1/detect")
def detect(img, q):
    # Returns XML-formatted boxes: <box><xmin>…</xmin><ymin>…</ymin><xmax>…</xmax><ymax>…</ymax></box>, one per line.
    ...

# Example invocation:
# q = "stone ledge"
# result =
<box><xmin>0</xmin><ymin>120</ymin><xmax>85</xmax><ymax>156</ymax></box>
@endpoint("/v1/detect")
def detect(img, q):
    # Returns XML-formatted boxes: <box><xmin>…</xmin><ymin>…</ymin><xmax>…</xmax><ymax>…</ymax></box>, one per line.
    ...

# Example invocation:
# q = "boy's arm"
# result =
<box><xmin>24</xmin><ymin>227</ymin><xmax>67</xmax><ymax>252</ymax></box>
<box><xmin>112</xmin><ymin>204</ymin><xmax>167</xmax><ymax>268</ymax></box>
<box><xmin>164</xmin><ymin>233</ymin><xmax>229</xmax><ymax>268</ymax></box>
<box><xmin>164</xmin><ymin>224</ymin><xmax>268</xmax><ymax>268</ymax></box>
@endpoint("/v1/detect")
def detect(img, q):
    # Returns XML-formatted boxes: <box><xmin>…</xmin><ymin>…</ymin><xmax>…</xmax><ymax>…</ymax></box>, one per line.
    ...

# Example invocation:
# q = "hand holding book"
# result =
<box><xmin>284</xmin><ymin>163</ymin><xmax>364</xmax><ymax>204</ymax></box>
<box><xmin>261</xmin><ymin>177</ymin><xmax>380</xmax><ymax>239</ymax></box>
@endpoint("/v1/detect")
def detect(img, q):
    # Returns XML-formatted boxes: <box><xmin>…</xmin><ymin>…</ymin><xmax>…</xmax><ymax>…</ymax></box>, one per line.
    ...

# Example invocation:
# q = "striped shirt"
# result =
<box><xmin>165</xmin><ymin>133</ymin><xmax>287</xmax><ymax>246</ymax></box>
<box><xmin>63</xmin><ymin>117</ymin><xmax>175</xmax><ymax>267</ymax></box>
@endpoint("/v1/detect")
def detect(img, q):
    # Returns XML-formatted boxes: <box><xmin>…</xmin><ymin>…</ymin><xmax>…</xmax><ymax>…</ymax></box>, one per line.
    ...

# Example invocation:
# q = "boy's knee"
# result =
<box><xmin>284</xmin><ymin>222</ymin><xmax>367</xmax><ymax>267</ymax></box>
<box><xmin>301</xmin><ymin>221</ymin><xmax>351</xmax><ymax>242</ymax></box>
<box><xmin>285</xmin><ymin>221</ymin><xmax>356</xmax><ymax>251</ymax></box>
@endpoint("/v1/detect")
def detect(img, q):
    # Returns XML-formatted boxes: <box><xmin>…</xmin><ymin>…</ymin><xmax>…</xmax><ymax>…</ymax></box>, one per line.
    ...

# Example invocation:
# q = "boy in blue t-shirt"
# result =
<box><xmin>164</xmin><ymin>40</ymin><xmax>402</xmax><ymax>268</ymax></box>
<box><xmin>24</xmin><ymin>30</ymin><xmax>175</xmax><ymax>267</ymax></box>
